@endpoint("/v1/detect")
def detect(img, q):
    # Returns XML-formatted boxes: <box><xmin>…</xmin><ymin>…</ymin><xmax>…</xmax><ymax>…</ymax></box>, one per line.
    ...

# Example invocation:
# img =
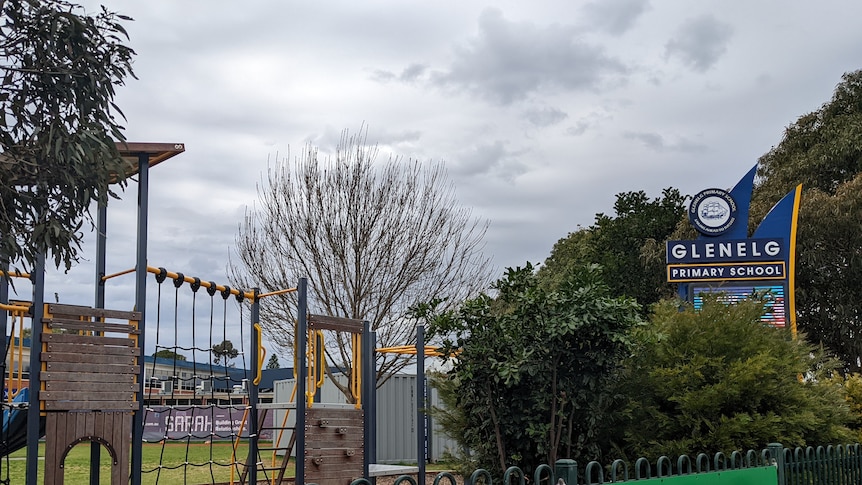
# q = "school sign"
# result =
<box><xmin>667</xmin><ymin>166</ymin><xmax>801</xmax><ymax>335</ymax></box>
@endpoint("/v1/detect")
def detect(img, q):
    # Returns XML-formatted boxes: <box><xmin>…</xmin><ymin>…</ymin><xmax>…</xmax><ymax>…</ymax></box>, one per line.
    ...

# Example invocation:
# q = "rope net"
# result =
<box><xmin>141</xmin><ymin>268</ymin><xmax>270</xmax><ymax>484</ymax></box>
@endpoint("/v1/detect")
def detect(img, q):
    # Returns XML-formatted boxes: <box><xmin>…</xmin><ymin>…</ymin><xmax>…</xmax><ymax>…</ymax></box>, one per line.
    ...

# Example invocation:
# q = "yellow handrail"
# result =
<box><xmin>254</xmin><ymin>323</ymin><xmax>265</xmax><ymax>386</ymax></box>
<box><xmin>0</xmin><ymin>302</ymin><xmax>30</xmax><ymax>312</ymax></box>
<box><xmin>351</xmin><ymin>334</ymin><xmax>362</xmax><ymax>409</ymax></box>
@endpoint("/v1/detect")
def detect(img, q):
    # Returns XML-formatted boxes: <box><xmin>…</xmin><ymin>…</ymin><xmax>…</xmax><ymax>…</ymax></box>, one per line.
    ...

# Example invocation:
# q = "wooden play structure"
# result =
<box><xmin>2</xmin><ymin>142</ymin><xmax>382</xmax><ymax>485</ymax></box>
<box><xmin>41</xmin><ymin>304</ymin><xmax>140</xmax><ymax>485</ymax></box>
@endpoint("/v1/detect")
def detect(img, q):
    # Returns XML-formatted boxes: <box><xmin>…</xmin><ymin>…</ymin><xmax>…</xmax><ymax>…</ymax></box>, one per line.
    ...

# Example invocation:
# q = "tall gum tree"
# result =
<box><xmin>230</xmin><ymin>128</ymin><xmax>492</xmax><ymax>400</ymax></box>
<box><xmin>752</xmin><ymin>70</ymin><xmax>862</xmax><ymax>374</ymax></box>
<box><xmin>1</xmin><ymin>0</ymin><xmax>136</xmax><ymax>272</ymax></box>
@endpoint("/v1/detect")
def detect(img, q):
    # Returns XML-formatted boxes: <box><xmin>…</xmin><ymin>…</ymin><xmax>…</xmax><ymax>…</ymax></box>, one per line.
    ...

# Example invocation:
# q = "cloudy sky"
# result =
<box><xmin>12</xmin><ymin>0</ymin><xmax>862</xmax><ymax>356</ymax></box>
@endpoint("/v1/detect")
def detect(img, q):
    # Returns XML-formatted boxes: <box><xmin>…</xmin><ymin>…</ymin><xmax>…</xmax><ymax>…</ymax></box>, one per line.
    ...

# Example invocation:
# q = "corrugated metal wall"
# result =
<box><xmin>374</xmin><ymin>374</ymin><xmax>460</xmax><ymax>464</ymax></box>
<box><xmin>271</xmin><ymin>374</ymin><xmax>458</xmax><ymax>464</ymax></box>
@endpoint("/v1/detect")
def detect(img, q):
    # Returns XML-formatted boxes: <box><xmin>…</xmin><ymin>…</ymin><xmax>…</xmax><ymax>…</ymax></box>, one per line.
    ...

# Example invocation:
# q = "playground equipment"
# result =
<box><xmin>2</xmin><ymin>143</ymin><xmax>187</xmax><ymax>485</ymax></box>
<box><xmin>1</xmin><ymin>142</ymin><xmax>382</xmax><ymax>485</ymax></box>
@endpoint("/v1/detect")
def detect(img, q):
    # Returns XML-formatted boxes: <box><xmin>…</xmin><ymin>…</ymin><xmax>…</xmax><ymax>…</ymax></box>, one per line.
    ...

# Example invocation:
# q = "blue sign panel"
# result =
<box><xmin>666</xmin><ymin>238</ymin><xmax>785</xmax><ymax>264</ymax></box>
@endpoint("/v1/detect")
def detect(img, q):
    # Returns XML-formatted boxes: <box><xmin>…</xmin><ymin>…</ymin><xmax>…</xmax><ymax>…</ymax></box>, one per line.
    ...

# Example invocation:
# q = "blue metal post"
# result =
<box><xmin>248</xmin><ymin>289</ymin><xmax>261</xmax><ymax>485</ymax></box>
<box><xmin>296</xmin><ymin>278</ymin><xmax>308</xmax><ymax>485</ymax></box>
<box><xmin>362</xmin><ymin>321</ymin><xmax>374</xmax><ymax>480</ymax></box>
<box><xmin>416</xmin><ymin>324</ymin><xmax>426</xmax><ymax>485</ymax></box>
<box><xmin>91</xmin><ymin>201</ymin><xmax>107</xmax><ymax>485</ymax></box>
<box><xmin>25</xmin><ymin>252</ymin><xmax>45</xmax><ymax>485</ymax></box>
<box><xmin>130</xmin><ymin>152</ymin><xmax>151</xmax><ymax>485</ymax></box>
<box><xmin>0</xmin><ymin>261</ymin><xmax>8</xmax><ymax>382</ymax></box>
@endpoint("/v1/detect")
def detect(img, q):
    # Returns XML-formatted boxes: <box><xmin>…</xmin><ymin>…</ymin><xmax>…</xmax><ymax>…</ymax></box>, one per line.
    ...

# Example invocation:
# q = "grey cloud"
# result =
<box><xmin>433</xmin><ymin>8</ymin><xmax>626</xmax><ymax>105</ymax></box>
<box><xmin>581</xmin><ymin>0</ymin><xmax>650</xmax><ymax>35</ymax></box>
<box><xmin>523</xmin><ymin>106</ymin><xmax>568</xmax><ymax>127</ymax></box>
<box><xmin>452</xmin><ymin>140</ymin><xmax>528</xmax><ymax>181</ymax></box>
<box><xmin>665</xmin><ymin>15</ymin><xmax>733</xmax><ymax>72</ymax></box>
<box><xmin>371</xmin><ymin>63</ymin><xmax>429</xmax><ymax>84</ymax></box>
<box><xmin>371</xmin><ymin>70</ymin><xmax>396</xmax><ymax>83</ymax></box>
<box><xmin>399</xmin><ymin>63</ymin><xmax>428</xmax><ymax>83</ymax></box>
<box><xmin>624</xmin><ymin>131</ymin><xmax>706</xmax><ymax>152</ymax></box>
<box><xmin>566</xmin><ymin>120</ymin><xmax>591</xmax><ymax>136</ymax></box>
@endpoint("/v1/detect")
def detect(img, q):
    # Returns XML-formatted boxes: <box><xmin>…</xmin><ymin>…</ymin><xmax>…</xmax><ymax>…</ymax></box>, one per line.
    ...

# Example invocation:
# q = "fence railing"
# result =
<box><xmin>778</xmin><ymin>443</ymin><xmax>862</xmax><ymax>485</ymax></box>
<box><xmin>346</xmin><ymin>442</ymin><xmax>862</xmax><ymax>485</ymax></box>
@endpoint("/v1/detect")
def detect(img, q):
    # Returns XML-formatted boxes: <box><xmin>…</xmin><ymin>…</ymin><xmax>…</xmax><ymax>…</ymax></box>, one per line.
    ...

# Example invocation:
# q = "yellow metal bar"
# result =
<box><xmin>315</xmin><ymin>332</ymin><xmax>325</xmax><ymax>389</ymax></box>
<box><xmin>376</xmin><ymin>345</ymin><xmax>453</xmax><ymax>357</ymax></box>
<box><xmin>0</xmin><ymin>270</ymin><xmax>29</xmax><ymax>278</ymax></box>
<box><xmin>351</xmin><ymin>334</ymin><xmax>361</xmax><ymax>409</ymax></box>
<box><xmin>145</xmin><ymin>266</ymin><xmax>257</xmax><ymax>300</ymax></box>
<box><xmin>256</xmin><ymin>287</ymin><xmax>298</xmax><ymax>299</ymax></box>
<box><xmin>254</xmin><ymin>323</ymin><xmax>265</xmax><ymax>385</ymax></box>
<box><xmin>305</xmin><ymin>329</ymin><xmax>316</xmax><ymax>406</ymax></box>
<box><xmin>104</xmin><ymin>266</ymin><xmax>294</xmax><ymax>301</ymax></box>
<box><xmin>101</xmin><ymin>267</ymin><xmax>136</xmax><ymax>281</ymax></box>
<box><xmin>0</xmin><ymin>302</ymin><xmax>30</xmax><ymax>312</ymax></box>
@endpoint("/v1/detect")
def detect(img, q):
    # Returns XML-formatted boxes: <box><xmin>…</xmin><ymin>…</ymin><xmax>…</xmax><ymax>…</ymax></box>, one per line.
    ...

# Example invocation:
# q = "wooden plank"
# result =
<box><xmin>44</xmin><ymin>319</ymin><xmax>139</xmax><ymax>335</ymax></box>
<box><xmin>47</xmin><ymin>303</ymin><xmax>141</xmax><ymax>321</ymax></box>
<box><xmin>42</xmin><ymin>352</ymin><xmax>136</xmax><ymax>365</ymax></box>
<box><xmin>45</xmin><ymin>414</ymin><xmax>62</xmax><ymax>485</ymax></box>
<box><xmin>44</xmin><ymin>400</ymin><xmax>137</xmax><ymax>411</ymax></box>
<box><xmin>307</xmin><ymin>418</ymin><xmax>364</xmax><ymax>429</ymax></box>
<box><xmin>306</xmin><ymin>437</ymin><xmax>365</xmax><ymax>449</ymax></box>
<box><xmin>304</xmin><ymin>448</ymin><xmax>364</xmax><ymax>459</ymax></box>
<box><xmin>47</xmin><ymin>341</ymin><xmax>138</xmax><ymax>353</ymax></box>
<box><xmin>308</xmin><ymin>314</ymin><xmax>364</xmax><ymax>333</ymax></box>
<box><xmin>42</xmin><ymin>372</ymin><xmax>136</xmax><ymax>384</ymax></box>
<box><xmin>42</xmin><ymin>390</ymin><xmax>135</xmax><ymax>402</ymax></box>
<box><xmin>43</xmin><ymin>333</ymin><xmax>135</xmax><ymax>347</ymax></box>
<box><xmin>43</xmin><ymin>361</ymin><xmax>139</xmax><ymax>374</ymax></box>
<box><xmin>46</xmin><ymin>342</ymin><xmax>139</xmax><ymax>355</ymax></box>
<box><xmin>45</xmin><ymin>380</ymin><xmax>137</xmax><ymax>392</ymax></box>
<box><xmin>305</xmin><ymin>462</ymin><xmax>363</xmax><ymax>474</ymax></box>
<box><xmin>307</xmin><ymin>408</ymin><xmax>363</xmax><ymax>419</ymax></box>
<box><xmin>113</xmin><ymin>412</ymin><xmax>131</xmax><ymax>485</ymax></box>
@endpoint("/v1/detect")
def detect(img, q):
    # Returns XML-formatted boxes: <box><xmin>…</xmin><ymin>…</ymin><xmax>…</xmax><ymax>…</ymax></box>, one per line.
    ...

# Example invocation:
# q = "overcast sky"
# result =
<box><xmin>11</xmin><ymin>0</ymin><xmax>862</xmax><ymax>357</ymax></box>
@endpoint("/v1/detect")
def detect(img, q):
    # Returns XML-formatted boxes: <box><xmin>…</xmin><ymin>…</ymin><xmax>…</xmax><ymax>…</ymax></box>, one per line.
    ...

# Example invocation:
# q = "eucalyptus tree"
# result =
<box><xmin>1</xmin><ymin>0</ymin><xmax>136</xmax><ymax>272</ymax></box>
<box><xmin>231</xmin><ymin>128</ymin><xmax>492</xmax><ymax>400</ymax></box>
<box><xmin>753</xmin><ymin>70</ymin><xmax>862</xmax><ymax>373</ymax></box>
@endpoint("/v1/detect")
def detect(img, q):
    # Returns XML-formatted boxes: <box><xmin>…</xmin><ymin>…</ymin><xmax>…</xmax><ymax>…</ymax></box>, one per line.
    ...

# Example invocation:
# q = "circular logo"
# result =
<box><xmin>689</xmin><ymin>188</ymin><xmax>737</xmax><ymax>236</ymax></box>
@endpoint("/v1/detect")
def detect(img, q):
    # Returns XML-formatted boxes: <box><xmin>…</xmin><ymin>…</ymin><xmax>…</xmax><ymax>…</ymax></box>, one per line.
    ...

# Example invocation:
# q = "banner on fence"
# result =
<box><xmin>143</xmin><ymin>406</ymin><xmax>273</xmax><ymax>441</ymax></box>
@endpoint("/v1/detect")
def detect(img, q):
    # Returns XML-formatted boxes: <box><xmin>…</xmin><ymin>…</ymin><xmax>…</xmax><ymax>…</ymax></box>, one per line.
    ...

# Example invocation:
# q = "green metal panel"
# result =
<box><xmin>633</xmin><ymin>467</ymin><xmax>777</xmax><ymax>485</ymax></box>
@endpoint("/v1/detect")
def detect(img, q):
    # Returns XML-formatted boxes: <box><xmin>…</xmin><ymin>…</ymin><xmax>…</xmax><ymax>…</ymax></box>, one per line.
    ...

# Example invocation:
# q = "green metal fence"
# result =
<box><xmin>777</xmin><ymin>443</ymin><xmax>862</xmax><ymax>485</ymax></box>
<box><xmin>348</xmin><ymin>442</ymin><xmax>862</xmax><ymax>485</ymax></box>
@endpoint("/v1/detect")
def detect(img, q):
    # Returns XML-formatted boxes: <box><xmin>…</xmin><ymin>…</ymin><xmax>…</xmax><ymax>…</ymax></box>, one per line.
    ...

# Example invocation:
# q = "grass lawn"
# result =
<box><xmin>1</xmin><ymin>442</ymin><xmax>296</xmax><ymax>485</ymax></box>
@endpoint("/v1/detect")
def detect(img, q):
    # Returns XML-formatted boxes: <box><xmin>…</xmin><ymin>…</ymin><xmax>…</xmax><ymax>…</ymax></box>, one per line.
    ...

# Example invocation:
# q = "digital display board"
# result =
<box><xmin>691</xmin><ymin>283</ymin><xmax>786</xmax><ymax>329</ymax></box>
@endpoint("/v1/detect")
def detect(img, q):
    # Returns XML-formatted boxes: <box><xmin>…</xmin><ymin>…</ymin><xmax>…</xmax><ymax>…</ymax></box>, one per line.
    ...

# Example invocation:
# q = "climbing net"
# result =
<box><xmin>140</xmin><ymin>266</ymin><xmax>266</xmax><ymax>484</ymax></box>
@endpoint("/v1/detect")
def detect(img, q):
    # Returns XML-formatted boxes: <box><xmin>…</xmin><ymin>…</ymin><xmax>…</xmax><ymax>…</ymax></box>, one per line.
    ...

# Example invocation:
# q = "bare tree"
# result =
<box><xmin>230</xmin><ymin>128</ymin><xmax>492</xmax><ymax>401</ymax></box>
